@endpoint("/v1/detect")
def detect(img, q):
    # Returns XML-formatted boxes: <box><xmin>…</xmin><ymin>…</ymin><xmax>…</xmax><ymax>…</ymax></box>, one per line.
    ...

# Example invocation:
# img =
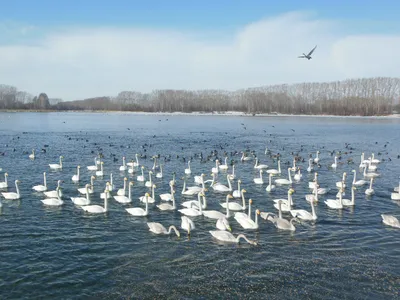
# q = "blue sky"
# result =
<box><xmin>0</xmin><ymin>1</ymin><xmax>399</xmax><ymax>100</ymax></box>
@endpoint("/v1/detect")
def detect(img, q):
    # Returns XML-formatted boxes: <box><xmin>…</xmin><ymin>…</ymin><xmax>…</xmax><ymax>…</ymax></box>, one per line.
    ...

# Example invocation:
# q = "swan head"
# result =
<box><xmin>249</xmin><ymin>199</ymin><xmax>253</xmax><ymax>204</ymax></box>
<box><xmin>238</xmin><ymin>179</ymin><xmax>242</xmax><ymax>183</ymax></box>
<box><xmin>78</xmin><ymin>165</ymin><xmax>81</xmax><ymax>168</ymax></box>
<box><xmin>256</xmin><ymin>209</ymin><xmax>260</xmax><ymax>215</ymax></box>
<box><xmin>289</xmin><ymin>188</ymin><xmax>295</xmax><ymax>194</ymax></box>
<box><xmin>129</xmin><ymin>182</ymin><xmax>133</xmax><ymax>186</ymax></box>
<box><xmin>241</xmin><ymin>189</ymin><xmax>247</xmax><ymax>193</ymax></box>
<box><xmin>15</xmin><ymin>180</ymin><xmax>20</xmax><ymax>184</ymax></box>
<box><xmin>153</xmin><ymin>184</ymin><xmax>157</xmax><ymax>188</ymax></box>
<box><xmin>5</xmin><ymin>173</ymin><xmax>8</xmax><ymax>176</ymax></box>
<box><xmin>91</xmin><ymin>176</ymin><xmax>96</xmax><ymax>180</ymax></box>
<box><xmin>124</xmin><ymin>177</ymin><xmax>128</xmax><ymax>181</ymax></box>
<box><xmin>352</xmin><ymin>186</ymin><xmax>357</xmax><ymax>190</ymax></box>
<box><xmin>201</xmin><ymin>173</ymin><xmax>205</xmax><ymax>177</ymax></box>
<box><xmin>141</xmin><ymin>166</ymin><xmax>144</xmax><ymax>169</ymax></box>
<box><xmin>352</xmin><ymin>170</ymin><xmax>355</xmax><ymax>173</ymax></box>
<box><xmin>60</xmin><ymin>156</ymin><xmax>64</xmax><ymax>159</ymax></box>
<box><xmin>227</xmin><ymin>194</ymin><xmax>233</xmax><ymax>199</ymax></box>
<box><xmin>106</xmin><ymin>182</ymin><xmax>110</xmax><ymax>186</ymax></box>
<box><xmin>145</xmin><ymin>193</ymin><xmax>150</xmax><ymax>197</ymax></box>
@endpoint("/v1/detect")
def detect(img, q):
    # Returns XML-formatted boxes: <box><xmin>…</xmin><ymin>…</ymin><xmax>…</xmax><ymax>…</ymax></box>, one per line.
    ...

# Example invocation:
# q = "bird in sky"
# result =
<box><xmin>298</xmin><ymin>45</ymin><xmax>317</xmax><ymax>60</ymax></box>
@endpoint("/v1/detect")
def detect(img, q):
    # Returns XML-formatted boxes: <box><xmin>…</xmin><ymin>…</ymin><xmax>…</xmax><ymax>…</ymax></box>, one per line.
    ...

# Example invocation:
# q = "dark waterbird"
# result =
<box><xmin>298</xmin><ymin>45</ymin><xmax>317</xmax><ymax>60</ymax></box>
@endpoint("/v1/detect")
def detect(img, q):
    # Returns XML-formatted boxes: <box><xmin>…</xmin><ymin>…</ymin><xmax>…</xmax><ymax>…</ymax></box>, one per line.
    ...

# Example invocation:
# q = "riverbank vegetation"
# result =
<box><xmin>1</xmin><ymin>77</ymin><xmax>399</xmax><ymax>116</ymax></box>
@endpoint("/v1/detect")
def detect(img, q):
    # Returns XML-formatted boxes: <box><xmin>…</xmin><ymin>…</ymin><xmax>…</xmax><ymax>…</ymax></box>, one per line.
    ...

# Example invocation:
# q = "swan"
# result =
<box><xmin>32</xmin><ymin>172</ymin><xmax>47</xmax><ymax>192</ymax></box>
<box><xmin>351</xmin><ymin>169</ymin><xmax>367</xmax><ymax>186</ymax></box>
<box><xmin>1</xmin><ymin>180</ymin><xmax>21</xmax><ymax>200</ymax></box>
<box><xmin>49</xmin><ymin>156</ymin><xmax>63</xmax><ymax>170</ymax></box>
<box><xmin>139</xmin><ymin>184</ymin><xmax>156</xmax><ymax>203</ymax></box>
<box><xmin>253</xmin><ymin>169</ymin><xmax>264</xmax><ymax>185</ymax></box>
<box><xmin>367</xmin><ymin>159</ymin><xmax>378</xmax><ymax>172</ymax></box>
<box><xmin>185</xmin><ymin>160</ymin><xmax>192</xmax><ymax>175</ymax></box>
<box><xmin>156</xmin><ymin>164</ymin><xmax>163</xmax><ymax>178</ymax></box>
<box><xmin>325</xmin><ymin>188</ymin><xmax>344</xmax><ymax>209</ymax></box>
<box><xmin>254</xmin><ymin>158</ymin><xmax>268</xmax><ymax>169</ymax></box>
<box><xmin>106</xmin><ymin>173</ymin><xmax>114</xmax><ymax>192</ymax></box>
<box><xmin>267</xmin><ymin>160</ymin><xmax>281</xmax><ymax>175</ymax></box>
<box><xmin>151</xmin><ymin>156</ymin><xmax>159</xmax><ymax>171</ymax></box>
<box><xmin>381</xmin><ymin>214</ymin><xmax>400</xmax><ymax>228</ymax></box>
<box><xmin>370</xmin><ymin>153</ymin><xmax>380</xmax><ymax>164</ymax></box>
<box><xmin>114</xmin><ymin>181</ymin><xmax>133</xmax><ymax>204</ymax></box>
<box><xmin>221</xmin><ymin>189</ymin><xmax>246</xmax><ymax>211</ymax></box>
<box><xmin>365</xmin><ymin>178</ymin><xmax>375</xmax><ymax>195</ymax></box>
<box><xmin>145</xmin><ymin>171</ymin><xmax>153</xmax><ymax>188</ymax></box>
<box><xmin>273</xmin><ymin>189</ymin><xmax>294</xmax><ymax>212</ymax></box>
<box><xmin>306</xmin><ymin>159</ymin><xmax>314</xmax><ymax>173</ymax></box>
<box><xmin>211</xmin><ymin>160</ymin><xmax>220</xmax><ymax>173</ymax></box>
<box><xmin>100</xmin><ymin>182</ymin><xmax>111</xmax><ymax>199</ymax></box>
<box><xmin>232</xmin><ymin>180</ymin><xmax>241</xmax><ymax>198</ymax></box>
<box><xmin>342</xmin><ymin>186</ymin><xmax>357</xmax><ymax>206</ymax></box>
<box><xmin>309</xmin><ymin>173</ymin><xmax>318</xmax><ymax>189</ymax></box>
<box><xmin>219</xmin><ymin>157</ymin><xmax>229</xmax><ymax>170</ymax></box>
<box><xmin>216</xmin><ymin>217</ymin><xmax>232</xmax><ymax>231</ymax></box>
<box><xmin>136</xmin><ymin>166</ymin><xmax>145</xmax><ymax>182</ymax></box>
<box><xmin>310</xmin><ymin>175</ymin><xmax>329</xmax><ymax>195</ymax></box>
<box><xmin>194</xmin><ymin>173</ymin><xmax>205</xmax><ymax>185</ymax></box>
<box><xmin>157</xmin><ymin>191</ymin><xmax>176</xmax><ymax>211</ymax></box>
<box><xmin>160</xmin><ymin>183</ymin><xmax>174</xmax><ymax>201</ymax></box>
<box><xmin>275</xmin><ymin>168</ymin><xmax>292</xmax><ymax>185</ymax></box>
<box><xmin>240</xmin><ymin>152</ymin><xmax>253</xmax><ymax>161</ymax></box>
<box><xmin>125</xmin><ymin>193</ymin><xmax>149</xmax><ymax>216</ymax></box>
<box><xmin>336</xmin><ymin>173</ymin><xmax>347</xmax><ymax>188</ymax></box>
<box><xmin>133</xmin><ymin>153</ymin><xmax>140</xmax><ymax>167</ymax></box>
<box><xmin>29</xmin><ymin>149</ymin><xmax>35</xmax><ymax>160</ymax></box>
<box><xmin>209</xmin><ymin>231</ymin><xmax>257</xmax><ymax>245</ymax></box>
<box><xmin>41</xmin><ymin>187</ymin><xmax>63</xmax><ymax>206</ymax></box>
<box><xmin>81</xmin><ymin>189</ymin><xmax>109</xmax><ymax>214</ymax></box>
<box><xmin>71</xmin><ymin>184</ymin><xmax>91</xmax><ymax>206</ymax></box>
<box><xmin>290</xmin><ymin>158</ymin><xmax>297</xmax><ymax>172</ymax></box>
<box><xmin>169</xmin><ymin>172</ymin><xmax>176</xmax><ymax>187</ymax></box>
<box><xmin>117</xmin><ymin>177</ymin><xmax>128</xmax><ymax>196</ymax></box>
<box><xmin>44</xmin><ymin>180</ymin><xmax>63</xmax><ymax>198</ymax></box>
<box><xmin>0</xmin><ymin>173</ymin><xmax>8</xmax><ymax>189</ymax></box>
<box><xmin>95</xmin><ymin>162</ymin><xmax>104</xmax><ymax>177</ymax></box>
<box><xmin>314</xmin><ymin>150</ymin><xmax>320</xmax><ymax>163</ymax></box>
<box><xmin>227</xmin><ymin>164</ymin><xmax>236</xmax><ymax>180</ymax></box>
<box><xmin>202</xmin><ymin>194</ymin><xmax>233</xmax><ymax>219</ymax></box>
<box><xmin>78</xmin><ymin>176</ymin><xmax>95</xmax><ymax>194</ymax></box>
<box><xmin>363</xmin><ymin>166</ymin><xmax>380</xmax><ymax>178</ymax></box>
<box><xmin>294</xmin><ymin>168</ymin><xmax>302</xmax><ymax>181</ymax></box>
<box><xmin>359</xmin><ymin>153</ymin><xmax>368</xmax><ymax>169</ymax></box>
<box><xmin>181</xmin><ymin>177</ymin><xmax>203</xmax><ymax>195</ymax></box>
<box><xmin>266</xmin><ymin>173</ymin><xmax>276</xmax><ymax>192</ymax></box>
<box><xmin>290</xmin><ymin>197</ymin><xmax>317</xmax><ymax>221</ymax></box>
<box><xmin>128</xmin><ymin>162</ymin><xmax>136</xmax><ymax>174</ymax></box>
<box><xmin>181</xmin><ymin>216</ymin><xmax>195</xmax><ymax>236</ymax></box>
<box><xmin>212</xmin><ymin>174</ymin><xmax>232</xmax><ymax>192</ymax></box>
<box><xmin>87</xmin><ymin>157</ymin><xmax>99</xmax><ymax>171</ymax></box>
<box><xmin>181</xmin><ymin>189</ymin><xmax>207</xmax><ymax>209</ymax></box>
<box><xmin>72</xmin><ymin>166</ymin><xmax>80</xmax><ymax>182</ymax></box>
<box><xmin>119</xmin><ymin>156</ymin><xmax>127</xmax><ymax>171</ymax></box>
<box><xmin>234</xmin><ymin>206</ymin><xmax>260</xmax><ymax>230</ymax></box>
<box><xmin>331</xmin><ymin>156</ymin><xmax>338</xmax><ymax>169</ymax></box>
<box><xmin>305</xmin><ymin>185</ymin><xmax>319</xmax><ymax>203</ymax></box>
<box><xmin>147</xmin><ymin>222</ymin><xmax>180</xmax><ymax>237</ymax></box>
<box><xmin>178</xmin><ymin>192</ymin><xmax>204</xmax><ymax>217</ymax></box>
<box><xmin>391</xmin><ymin>182</ymin><xmax>400</xmax><ymax>200</ymax></box>
<box><xmin>272</xmin><ymin>200</ymin><xmax>297</xmax><ymax>231</ymax></box>
<box><xmin>234</xmin><ymin>199</ymin><xmax>253</xmax><ymax>220</ymax></box>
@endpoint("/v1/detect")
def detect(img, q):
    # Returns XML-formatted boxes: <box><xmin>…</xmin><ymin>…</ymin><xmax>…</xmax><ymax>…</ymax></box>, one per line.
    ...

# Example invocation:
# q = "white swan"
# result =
<box><xmin>391</xmin><ymin>182</ymin><xmax>400</xmax><ymax>200</ymax></box>
<box><xmin>0</xmin><ymin>173</ymin><xmax>8</xmax><ymax>189</ymax></box>
<box><xmin>209</xmin><ymin>231</ymin><xmax>257</xmax><ymax>245</ymax></box>
<box><xmin>87</xmin><ymin>157</ymin><xmax>99</xmax><ymax>171</ymax></box>
<box><xmin>212</xmin><ymin>174</ymin><xmax>232</xmax><ymax>192</ymax></box>
<box><xmin>253</xmin><ymin>169</ymin><xmax>264</xmax><ymax>185</ymax></box>
<box><xmin>159</xmin><ymin>183</ymin><xmax>174</xmax><ymax>201</ymax></box>
<box><xmin>117</xmin><ymin>177</ymin><xmax>128</xmax><ymax>196</ymax></box>
<box><xmin>133</xmin><ymin>153</ymin><xmax>140</xmax><ymax>167</ymax></box>
<box><xmin>381</xmin><ymin>214</ymin><xmax>400</xmax><ymax>228</ymax></box>
<box><xmin>126</xmin><ymin>193</ymin><xmax>149</xmax><ymax>216</ymax></box>
<box><xmin>351</xmin><ymin>169</ymin><xmax>367</xmax><ymax>187</ymax></box>
<box><xmin>178</xmin><ymin>192</ymin><xmax>203</xmax><ymax>217</ymax></box>
<box><xmin>273</xmin><ymin>189</ymin><xmax>294</xmax><ymax>212</ymax></box>
<box><xmin>240</xmin><ymin>152</ymin><xmax>253</xmax><ymax>161</ymax></box>
<box><xmin>128</xmin><ymin>161</ymin><xmax>136</xmax><ymax>174</ymax></box>
<box><xmin>216</xmin><ymin>217</ymin><xmax>231</xmax><ymax>231</ymax></box>
<box><xmin>139</xmin><ymin>184</ymin><xmax>156</xmax><ymax>204</ymax></box>
<box><xmin>335</xmin><ymin>172</ymin><xmax>347</xmax><ymax>188</ymax></box>
<box><xmin>44</xmin><ymin>180</ymin><xmax>63</xmax><ymax>198</ymax></box>
<box><xmin>181</xmin><ymin>216</ymin><xmax>195</xmax><ymax>236</ymax></box>
<box><xmin>365</xmin><ymin>177</ymin><xmax>374</xmax><ymax>196</ymax></box>
<box><xmin>151</xmin><ymin>156</ymin><xmax>159</xmax><ymax>171</ymax></box>
<box><xmin>41</xmin><ymin>187</ymin><xmax>63</xmax><ymax>206</ymax></box>
<box><xmin>185</xmin><ymin>160</ymin><xmax>192</xmax><ymax>174</ymax></box>
<box><xmin>203</xmin><ymin>194</ymin><xmax>233</xmax><ymax>219</ymax></box>
<box><xmin>331</xmin><ymin>156</ymin><xmax>338</xmax><ymax>169</ymax></box>
<box><xmin>95</xmin><ymin>162</ymin><xmax>104</xmax><ymax>177</ymax></box>
<box><xmin>32</xmin><ymin>172</ymin><xmax>47</xmax><ymax>192</ymax></box>
<box><xmin>181</xmin><ymin>189</ymin><xmax>207</xmax><ymax>209</ymax></box>
<box><xmin>72</xmin><ymin>166</ymin><xmax>80</xmax><ymax>182</ymax></box>
<box><xmin>232</xmin><ymin>180</ymin><xmax>241</xmax><ymax>198</ymax></box>
<box><xmin>211</xmin><ymin>160</ymin><xmax>220</xmax><ymax>173</ymax></box>
<box><xmin>145</xmin><ymin>171</ymin><xmax>153</xmax><ymax>188</ymax></box>
<box><xmin>275</xmin><ymin>168</ymin><xmax>292</xmax><ymax>185</ymax></box>
<box><xmin>294</xmin><ymin>168</ymin><xmax>302</xmax><ymax>181</ymax></box>
<box><xmin>147</xmin><ymin>222</ymin><xmax>180</xmax><ymax>237</ymax></box>
<box><xmin>107</xmin><ymin>173</ymin><xmax>114</xmax><ymax>192</ymax></box>
<box><xmin>2</xmin><ymin>180</ymin><xmax>21</xmax><ymax>200</ymax></box>
<box><xmin>267</xmin><ymin>160</ymin><xmax>281</xmax><ymax>175</ymax></box>
<box><xmin>114</xmin><ymin>181</ymin><xmax>133</xmax><ymax>204</ymax></box>
<box><xmin>119</xmin><ymin>156</ymin><xmax>127</xmax><ymax>171</ymax></box>
<box><xmin>325</xmin><ymin>188</ymin><xmax>344</xmax><ymax>209</ymax></box>
<box><xmin>194</xmin><ymin>173</ymin><xmax>205</xmax><ymax>185</ymax></box>
<box><xmin>290</xmin><ymin>197</ymin><xmax>317</xmax><ymax>221</ymax></box>
<box><xmin>228</xmin><ymin>164</ymin><xmax>236</xmax><ymax>180</ymax></box>
<box><xmin>370</xmin><ymin>153</ymin><xmax>380</xmax><ymax>164</ymax></box>
<box><xmin>181</xmin><ymin>177</ymin><xmax>203</xmax><ymax>195</ymax></box>
<box><xmin>266</xmin><ymin>173</ymin><xmax>276</xmax><ymax>192</ymax></box>
<box><xmin>221</xmin><ymin>189</ymin><xmax>246</xmax><ymax>211</ymax></box>
<box><xmin>49</xmin><ymin>156</ymin><xmax>63</xmax><ymax>170</ymax></box>
<box><xmin>309</xmin><ymin>173</ymin><xmax>318</xmax><ymax>189</ymax></box>
<box><xmin>219</xmin><ymin>157</ymin><xmax>229</xmax><ymax>170</ymax></box>
<box><xmin>234</xmin><ymin>206</ymin><xmax>260</xmax><ymax>229</ymax></box>
<box><xmin>272</xmin><ymin>200</ymin><xmax>297</xmax><ymax>231</ymax></box>
<box><xmin>157</xmin><ymin>191</ymin><xmax>176</xmax><ymax>211</ymax></box>
<box><xmin>363</xmin><ymin>166</ymin><xmax>380</xmax><ymax>178</ymax></box>
<box><xmin>290</xmin><ymin>158</ymin><xmax>297</xmax><ymax>172</ymax></box>
<box><xmin>254</xmin><ymin>158</ymin><xmax>268</xmax><ymax>169</ymax></box>
<box><xmin>81</xmin><ymin>189</ymin><xmax>109</xmax><ymax>214</ymax></box>
<box><xmin>136</xmin><ymin>166</ymin><xmax>145</xmax><ymax>182</ymax></box>
<box><xmin>342</xmin><ymin>186</ymin><xmax>356</xmax><ymax>206</ymax></box>
<box><xmin>156</xmin><ymin>164</ymin><xmax>163</xmax><ymax>178</ymax></box>
<box><xmin>359</xmin><ymin>153</ymin><xmax>368</xmax><ymax>169</ymax></box>
<box><xmin>78</xmin><ymin>176</ymin><xmax>95</xmax><ymax>194</ymax></box>
<box><xmin>307</xmin><ymin>158</ymin><xmax>314</xmax><ymax>173</ymax></box>
<box><xmin>71</xmin><ymin>184</ymin><xmax>91</xmax><ymax>206</ymax></box>
<box><xmin>367</xmin><ymin>159</ymin><xmax>378</xmax><ymax>172</ymax></box>
<box><xmin>305</xmin><ymin>185</ymin><xmax>319</xmax><ymax>203</ymax></box>
<box><xmin>314</xmin><ymin>150</ymin><xmax>320</xmax><ymax>163</ymax></box>
<box><xmin>29</xmin><ymin>149</ymin><xmax>35</xmax><ymax>160</ymax></box>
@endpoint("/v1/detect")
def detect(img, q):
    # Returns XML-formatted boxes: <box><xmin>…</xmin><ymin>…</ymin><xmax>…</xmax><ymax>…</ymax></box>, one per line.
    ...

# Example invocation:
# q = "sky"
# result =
<box><xmin>1</xmin><ymin>0</ymin><xmax>400</xmax><ymax>101</ymax></box>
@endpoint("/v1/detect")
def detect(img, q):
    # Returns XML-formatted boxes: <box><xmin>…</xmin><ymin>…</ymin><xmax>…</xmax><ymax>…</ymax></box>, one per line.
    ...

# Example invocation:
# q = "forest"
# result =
<box><xmin>1</xmin><ymin>77</ymin><xmax>399</xmax><ymax>116</ymax></box>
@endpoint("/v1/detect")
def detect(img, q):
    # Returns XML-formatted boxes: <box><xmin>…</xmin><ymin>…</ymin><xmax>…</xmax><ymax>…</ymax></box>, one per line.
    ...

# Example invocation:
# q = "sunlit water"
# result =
<box><xmin>0</xmin><ymin>112</ymin><xmax>399</xmax><ymax>299</ymax></box>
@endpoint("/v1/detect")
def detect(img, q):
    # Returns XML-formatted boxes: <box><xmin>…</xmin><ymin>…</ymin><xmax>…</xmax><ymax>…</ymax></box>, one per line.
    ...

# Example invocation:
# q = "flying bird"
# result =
<box><xmin>298</xmin><ymin>45</ymin><xmax>317</xmax><ymax>60</ymax></box>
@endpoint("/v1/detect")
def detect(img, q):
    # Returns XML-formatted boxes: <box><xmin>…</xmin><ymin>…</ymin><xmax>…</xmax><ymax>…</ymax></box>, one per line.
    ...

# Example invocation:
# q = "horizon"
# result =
<box><xmin>1</xmin><ymin>1</ymin><xmax>400</xmax><ymax>101</ymax></box>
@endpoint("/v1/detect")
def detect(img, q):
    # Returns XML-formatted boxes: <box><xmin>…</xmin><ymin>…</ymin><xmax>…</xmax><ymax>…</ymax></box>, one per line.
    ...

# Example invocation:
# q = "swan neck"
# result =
<box><xmin>241</xmin><ymin>191</ymin><xmax>246</xmax><ymax>209</ymax></box>
<box><xmin>278</xmin><ymin>160</ymin><xmax>281</xmax><ymax>172</ymax></box>
<box><xmin>152</xmin><ymin>185</ymin><xmax>155</xmax><ymax>199</ymax></box>
<box><xmin>104</xmin><ymin>193</ymin><xmax>108</xmax><ymax>211</ymax></box>
<box><xmin>16</xmin><ymin>181</ymin><xmax>20</xmax><ymax>196</ymax></box>
<box><xmin>44</xmin><ymin>173</ymin><xmax>47</xmax><ymax>187</ymax></box>
<box><xmin>278</xmin><ymin>201</ymin><xmax>282</xmax><ymax>219</ymax></box>
<box><xmin>310</xmin><ymin>199</ymin><xmax>316</xmax><ymax>218</ymax></box>
<box><xmin>128</xmin><ymin>184</ymin><xmax>132</xmax><ymax>200</ymax></box>
<box><xmin>227</xmin><ymin>176</ymin><xmax>232</xmax><ymax>190</ymax></box>
<box><xmin>225</xmin><ymin>195</ymin><xmax>230</xmax><ymax>217</ymax></box>
<box><xmin>182</xmin><ymin>178</ymin><xmax>186</xmax><ymax>193</ymax></box>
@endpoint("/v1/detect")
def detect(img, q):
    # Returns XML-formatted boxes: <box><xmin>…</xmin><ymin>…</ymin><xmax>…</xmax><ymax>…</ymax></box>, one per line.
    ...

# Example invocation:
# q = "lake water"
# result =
<box><xmin>0</xmin><ymin>112</ymin><xmax>399</xmax><ymax>299</ymax></box>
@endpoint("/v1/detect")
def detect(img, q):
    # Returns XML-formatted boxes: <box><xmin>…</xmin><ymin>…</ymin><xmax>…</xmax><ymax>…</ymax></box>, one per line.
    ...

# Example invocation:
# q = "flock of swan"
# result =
<box><xmin>1</xmin><ymin>149</ymin><xmax>399</xmax><ymax>246</ymax></box>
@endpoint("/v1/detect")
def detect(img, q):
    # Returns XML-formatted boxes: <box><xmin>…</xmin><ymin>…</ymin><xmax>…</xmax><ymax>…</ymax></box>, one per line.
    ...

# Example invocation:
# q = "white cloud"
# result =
<box><xmin>0</xmin><ymin>11</ymin><xmax>399</xmax><ymax>101</ymax></box>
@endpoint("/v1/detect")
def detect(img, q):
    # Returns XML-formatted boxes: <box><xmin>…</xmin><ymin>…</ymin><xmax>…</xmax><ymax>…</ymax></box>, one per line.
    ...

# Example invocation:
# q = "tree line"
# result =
<box><xmin>1</xmin><ymin>77</ymin><xmax>400</xmax><ymax>116</ymax></box>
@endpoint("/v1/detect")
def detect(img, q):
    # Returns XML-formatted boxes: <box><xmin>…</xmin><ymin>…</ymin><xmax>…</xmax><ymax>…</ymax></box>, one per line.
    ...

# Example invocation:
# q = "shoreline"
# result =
<box><xmin>0</xmin><ymin>109</ymin><xmax>399</xmax><ymax>118</ymax></box>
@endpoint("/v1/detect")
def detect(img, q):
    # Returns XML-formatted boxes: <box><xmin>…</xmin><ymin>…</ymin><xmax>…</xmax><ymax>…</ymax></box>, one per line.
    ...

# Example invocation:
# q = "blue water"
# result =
<box><xmin>0</xmin><ymin>112</ymin><xmax>399</xmax><ymax>299</ymax></box>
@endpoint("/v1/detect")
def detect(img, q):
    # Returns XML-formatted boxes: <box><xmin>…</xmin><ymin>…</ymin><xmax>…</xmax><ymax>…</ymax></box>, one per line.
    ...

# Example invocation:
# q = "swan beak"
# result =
<box><xmin>227</xmin><ymin>226</ymin><xmax>232</xmax><ymax>232</ymax></box>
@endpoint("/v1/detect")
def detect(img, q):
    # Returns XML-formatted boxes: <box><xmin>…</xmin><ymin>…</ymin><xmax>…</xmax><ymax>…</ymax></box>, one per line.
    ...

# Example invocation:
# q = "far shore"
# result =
<box><xmin>0</xmin><ymin>109</ymin><xmax>399</xmax><ymax>118</ymax></box>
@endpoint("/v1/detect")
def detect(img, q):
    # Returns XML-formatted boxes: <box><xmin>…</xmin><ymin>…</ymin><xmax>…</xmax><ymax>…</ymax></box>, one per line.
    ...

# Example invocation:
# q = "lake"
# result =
<box><xmin>0</xmin><ymin>112</ymin><xmax>399</xmax><ymax>299</ymax></box>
